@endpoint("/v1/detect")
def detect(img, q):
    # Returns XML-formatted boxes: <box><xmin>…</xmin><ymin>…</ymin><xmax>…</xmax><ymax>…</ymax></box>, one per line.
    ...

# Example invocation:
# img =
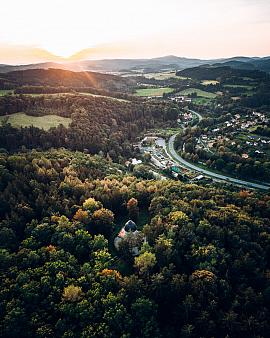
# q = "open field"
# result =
<box><xmin>0</xmin><ymin>90</ymin><xmax>14</xmax><ymax>96</ymax></box>
<box><xmin>14</xmin><ymin>92</ymin><xmax>128</xmax><ymax>102</ymax></box>
<box><xmin>201</xmin><ymin>80</ymin><xmax>219</xmax><ymax>85</ymax></box>
<box><xmin>176</xmin><ymin>76</ymin><xmax>190</xmax><ymax>80</ymax></box>
<box><xmin>0</xmin><ymin>113</ymin><xmax>72</xmax><ymax>130</ymax></box>
<box><xmin>77</xmin><ymin>92</ymin><xmax>128</xmax><ymax>102</ymax></box>
<box><xmin>224</xmin><ymin>84</ymin><xmax>254</xmax><ymax>89</ymax></box>
<box><xmin>135</xmin><ymin>87</ymin><xmax>174</xmax><ymax>97</ymax></box>
<box><xmin>192</xmin><ymin>97</ymin><xmax>212</xmax><ymax>105</ymax></box>
<box><xmin>146</xmin><ymin>127</ymin><xmax>181</xmax><ymax>138</ymax></box>
<box><xmin>144</xmin><ymin>71</ymin><xmax>177</xmax><ymax>80</ymax></box>
<box><xmin>177</xmin><ymin>88</ymin><xmax>217</xmax><ymax>98</ymax></box>
<box><xmin>19</xmin><ymin>93</ymin><xmax>75</xmax><ymax>97</ymax></box>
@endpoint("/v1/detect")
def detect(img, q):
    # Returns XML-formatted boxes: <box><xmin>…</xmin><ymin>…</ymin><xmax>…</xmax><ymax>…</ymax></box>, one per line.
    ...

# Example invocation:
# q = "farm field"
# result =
<box><xmin>177</xmin><ymin>88</ymin><xmax>217</xmax><ymax>98</ymax></box>
<box><xmin>0</xmin><ymin>113</ymin><xmax>72</xmax><ymax>130</ymax></box>
<box><xmin>135</xmin><ymin>87</ymin><xmax>173</xmax><ymax>97</ymax></box>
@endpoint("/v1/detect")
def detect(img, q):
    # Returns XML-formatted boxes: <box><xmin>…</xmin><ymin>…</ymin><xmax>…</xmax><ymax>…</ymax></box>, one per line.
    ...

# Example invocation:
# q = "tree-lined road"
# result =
<box><xmin>167</xmin><ymin>110</ymin><xmax>270</xmax><ymax>191</ymax></box>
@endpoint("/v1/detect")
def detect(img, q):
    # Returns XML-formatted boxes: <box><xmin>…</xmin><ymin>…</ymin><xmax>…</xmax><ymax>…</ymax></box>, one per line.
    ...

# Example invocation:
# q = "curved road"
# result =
<box><xmin>167</xmin><ymin>110</ymin><xmax>270</xmax><ymax>191</ymax></box>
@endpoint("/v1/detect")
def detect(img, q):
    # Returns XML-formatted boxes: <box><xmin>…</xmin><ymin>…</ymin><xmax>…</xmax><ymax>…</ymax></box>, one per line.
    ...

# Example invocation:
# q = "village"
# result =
<box><xmin>134</xmin><ymin>134</ymin><xmax>207</xmax><ymax>182</ymax></box>
<box><xmin>193</xmin><ymin>110</ymin><xmax>270</xmax><ymax>161</ymax></box>
<box><xmin>125</xmin><ymin>107</ymin><xmax>270</xmax><ymax>190</ymax></box>
<box><xmin>127</xmin><ymin>109</ymin><xmax>211</xmax><ymax>183</ymax></box>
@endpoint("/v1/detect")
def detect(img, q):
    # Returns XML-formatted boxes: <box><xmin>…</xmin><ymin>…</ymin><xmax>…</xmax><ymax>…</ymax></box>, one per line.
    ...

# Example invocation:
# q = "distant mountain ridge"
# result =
<box><xmin>0</xmin><ymin>55</ymin><xmax>269</xmax><ymax>74</ymax></box>
<box><xmin>176</xmin><ymin>65</ymin><xmax>269</xmax><ymax>81</ymax></box>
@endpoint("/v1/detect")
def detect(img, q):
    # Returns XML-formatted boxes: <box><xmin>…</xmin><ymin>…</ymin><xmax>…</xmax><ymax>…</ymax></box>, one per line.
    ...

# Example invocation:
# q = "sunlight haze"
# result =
<box><xmin>1</xmin><ymin>0</ymin><xmax>270</xmax><ymax>63</ymax></box>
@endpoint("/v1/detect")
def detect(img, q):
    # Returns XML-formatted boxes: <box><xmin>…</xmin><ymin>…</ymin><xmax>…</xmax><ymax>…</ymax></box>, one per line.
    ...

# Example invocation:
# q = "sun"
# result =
<box><xmin>42</xmin><ymin>42</ymin><xmax>85</xmax><ymax>59</ymax></box>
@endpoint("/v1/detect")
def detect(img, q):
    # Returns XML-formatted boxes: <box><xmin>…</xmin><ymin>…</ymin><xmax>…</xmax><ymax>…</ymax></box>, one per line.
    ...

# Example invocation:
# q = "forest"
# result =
<box><xmin>0</xmin><ymin>94</ymin><xmax>179</xmax><ymax>161</ymax></box>
<box><xmin>177</xmin><ymin>66</ymin><xmax>269</xmax><ymax>82</ymax></box>
<box><xmin>0</xmin><ymin>69</ymin><xmax>135</xmax><ymax>93</ymax></box>
<box><xmin>0</xmin><ymin>68</ymin><xmax>270</xmax><ymax>338</ymax></box>
<box><xmin>0</xmin><ymin>149</ymin><xmax>270</xmax><ymax>337</ymax></box>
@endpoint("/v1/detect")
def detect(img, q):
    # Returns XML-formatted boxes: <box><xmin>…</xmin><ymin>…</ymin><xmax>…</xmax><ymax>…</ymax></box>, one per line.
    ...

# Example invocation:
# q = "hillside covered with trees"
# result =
<box><xmin>0</xmin><ymin>149</ymin><xmax>270</xmax><ymax>337</ymax></box>
<box><xmin>0</xmin><ymin>68</ymin><xmax>136</xmax><ymax>93</ymax></box>
<box><xmin>0</xmin><ymin>66</ymin><xmax>270</xmax><ymax>338</ymax></box>
<box><xmin>177</xmin><ymin>65</ymin><xmax>269</xmax><ymax>81</ymax></box>
<box><xmin>0</xmin><ymin>94</ymin><xmax>178</xmax><ymax>161</ymax></box>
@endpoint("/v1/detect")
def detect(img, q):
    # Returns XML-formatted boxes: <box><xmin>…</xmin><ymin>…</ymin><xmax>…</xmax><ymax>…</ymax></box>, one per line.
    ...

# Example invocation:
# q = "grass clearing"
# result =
<box><xmin>201</xmin><ymin>80</ymin><xmax>219</xmax><ymax>85</ymax></box>
<box><xmin>224</xmin><ymin>84</ymin><xmax>253</xmax><ymax>89</ymax></box>
<box><xmin>13</xmin><ymin>92</ymin><xmax>129</xmax><ymax>102</ymax></box>
<box><xmin>77</xmin><ymin>92</ymin><xmax>128</xmax><ymax>102</ymax></box>
<box><xmin>0</xmin><ymin>113</ymin><xmax>72</xmax><ymax>131</ymax></box>
<box><xmin>20</xmin><ymin>93</ymin><xmax>75</xmax><ymax>97</ymax></box>
<box><xmin>146</xmin><ymin>127</ymin><xmax>181</xmax><ymax>138</ymax></box>
<box><xmin>135</xmin><ymin>87</ymin><xmax>173</xmax><ymax>97</ymax></box>
<box><xmin>192</xmin><ymin>97</ymin><xmax>212</xmax><ymax>105</ymax></box>
<box><xmin>143</xmin><ymin>71</ymin><xmax>177</xmax><ymax>80</ymax></box>
<box><xmin>177</xmin><ymin>88</ymin><xmax>217</xmax><ymax>98</ymax></box>
<box><xmin>176</xmin><ymin>76</ymin><xmax>190</xmax><ymax>80</ymax></box>
<box><xmin>0</xmin><ymin>90</ymin><xmax>14</xmax><ymax>96</ymax></box>
<box><xmin>15</xmin><ymin>92</ymin><xmax>128</xmax><ymax>102</ymax></box>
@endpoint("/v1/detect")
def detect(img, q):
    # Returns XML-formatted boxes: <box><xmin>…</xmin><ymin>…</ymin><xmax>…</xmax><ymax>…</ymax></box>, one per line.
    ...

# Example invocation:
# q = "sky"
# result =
<box><xmin>1</xmin><ymin>0</ymin><xmax>270</xmax><ymax>64</ymax></box>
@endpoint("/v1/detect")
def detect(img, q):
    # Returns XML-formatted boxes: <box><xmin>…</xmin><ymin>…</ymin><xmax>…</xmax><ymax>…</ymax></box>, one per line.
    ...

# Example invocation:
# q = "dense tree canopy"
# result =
<box><xmin>1</xmin><ymin>67</ymin><xmax>270</xmax><ymax>337</ymax></box>
<box><xmin>1</xmin><ymin>149</ymin><xmax>270</xmax><ymax>337</ymax></box>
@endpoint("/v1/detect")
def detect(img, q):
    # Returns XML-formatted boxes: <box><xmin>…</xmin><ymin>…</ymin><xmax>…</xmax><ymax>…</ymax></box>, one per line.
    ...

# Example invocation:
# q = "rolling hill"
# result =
<box><xmin>176</xmin><ymin>65</ymin><xmax>269</xmax><ymax>81</ymax></box>
<box><xmin>0</xmin><ymin>55</ymin><xmax>269</xmax><ymax>74</ymax></box>
<box><xmin>0</xmin><ymin>68</ymin><xmax>136</xmax><ymax>92</ymax></box>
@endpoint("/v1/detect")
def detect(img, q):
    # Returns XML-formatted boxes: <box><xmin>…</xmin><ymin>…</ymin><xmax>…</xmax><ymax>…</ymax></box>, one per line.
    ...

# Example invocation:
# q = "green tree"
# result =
<box><xmin>134</xmin><ymin>251</ymin><xmax>157</xmax><ymax>275</ymax></box>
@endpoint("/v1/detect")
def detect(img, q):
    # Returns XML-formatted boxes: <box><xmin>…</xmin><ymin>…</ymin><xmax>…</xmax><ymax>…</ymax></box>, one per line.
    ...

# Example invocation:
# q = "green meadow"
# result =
<box><xmin>0</xmin><ymin>89</ymin><xmax>14</xmax><ymax>96</ymax></box>
<box><xmin>178</xmin><ymin>88</ymin><xmax>217</xmax><ymax>98</ymax></box>
<box><xmin>135</xmin><ymin>87</ymin><xmax>173</xmax><ymax>97</ymax></box>
<box><xmin>0</xmin><ymin>113</ymin><xmax>72</xmax><ymax>131</ymax></box>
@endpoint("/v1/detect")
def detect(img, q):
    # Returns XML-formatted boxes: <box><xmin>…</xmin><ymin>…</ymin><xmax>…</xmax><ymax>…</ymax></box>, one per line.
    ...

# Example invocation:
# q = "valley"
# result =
<box><xmin>1</xmin><ymin>0</ymin><xmax>270</xmax><ymax>336</ymax></box>
<box><xmin>0</xmin><ymin>59</ymin><xmax>270</xmax><ymax>338</ymax></box>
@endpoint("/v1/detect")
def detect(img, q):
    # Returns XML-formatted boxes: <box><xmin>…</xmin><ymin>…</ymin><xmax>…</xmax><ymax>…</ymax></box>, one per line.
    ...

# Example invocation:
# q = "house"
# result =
<box><xmin>114</xmin><ymin>220</ymin><xmax>143</xmax><ymax>256</ymax></box>
<box><xmin>194</xmin><ymin>174</ymin><xmax>204</xmax><ymax>181</ymax></box>
<box><xmin>131</xmin><ymin>158</ymin><xmax>142</xmax><ymax>165</ymax></box>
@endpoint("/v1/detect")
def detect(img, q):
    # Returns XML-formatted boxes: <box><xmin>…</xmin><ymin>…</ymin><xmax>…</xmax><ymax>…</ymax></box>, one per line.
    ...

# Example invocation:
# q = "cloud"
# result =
<box><xmin>0</xmin><ymin>44</ymin><xmax>64</xmax><ymax>64</ymax></box>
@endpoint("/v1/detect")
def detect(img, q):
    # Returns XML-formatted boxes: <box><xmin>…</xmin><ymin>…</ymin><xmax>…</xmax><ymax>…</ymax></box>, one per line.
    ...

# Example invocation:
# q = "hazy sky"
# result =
<box><xmin>1</xmin><ymin>0</ymin><xmax>270</xmax><ymax>63</ymax></box>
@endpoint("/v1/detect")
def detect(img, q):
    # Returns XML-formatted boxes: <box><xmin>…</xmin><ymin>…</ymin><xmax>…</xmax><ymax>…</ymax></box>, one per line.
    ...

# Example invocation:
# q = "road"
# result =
<box><xmin>189</xmin><ymin>109</ymin><xmax>203</xmax><ymax>123</ymax></box>
<box><xmin>167</xmin><ymin>110</ymin><xmax>270</xmax><ymax>191</ymax></box>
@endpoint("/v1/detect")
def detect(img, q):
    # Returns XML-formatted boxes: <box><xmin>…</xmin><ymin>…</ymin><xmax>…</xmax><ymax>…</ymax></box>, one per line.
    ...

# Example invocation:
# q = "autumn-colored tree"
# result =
<box><xmin>82</xmin><ymin>197</ymin><xmax>101</xmax><ymax>213</ymax></box>
<box><xmin>92</xmin><ymin>208</ymin><xmax>115</xmax><ymax>236</ymax></box>
<box><xmin>73</xmin><ymin>208</ymin><xmax>90</xmax><ymax>224</ymax></box>
<box><xmin>168</xmin><ymin>210</ymin><xmax>189</xmax><ymax>227</ymax></box>
<box><xmin>127</xmin><ymin>197</ymin><xmax>139</xmax><ymax>221</ymax></box>
<box><xmin>100</xmin><ymin>269</ymin><xmax>122</xmax><ymax>281</ymax></box>
<box><xmin>239</xmin><ymin>190</ymin><xmax>252</xmax><ymax>198</ymax></box>
<box><xmin>62</xmin><ymin>285</ymin><xmax>83</xmax><ymax>302</ymax></box>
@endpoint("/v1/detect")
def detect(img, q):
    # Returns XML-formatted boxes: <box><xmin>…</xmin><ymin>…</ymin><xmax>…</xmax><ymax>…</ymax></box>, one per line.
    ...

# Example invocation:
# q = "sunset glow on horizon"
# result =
<box><xmin>1</xmin><ymin>0</ymin><xmax>270</xmax><ymax>64</ymax></box>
